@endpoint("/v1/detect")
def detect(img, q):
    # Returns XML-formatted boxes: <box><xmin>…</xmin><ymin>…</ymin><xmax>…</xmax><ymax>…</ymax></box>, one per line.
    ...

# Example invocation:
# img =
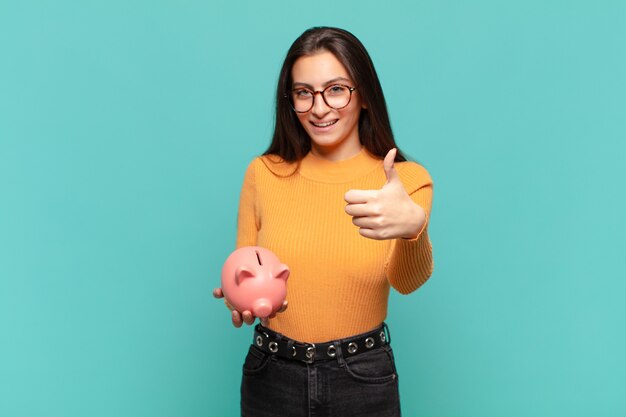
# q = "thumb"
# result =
<box><xmin>383</xmin><ymin>148</ymin><xmax>400</xmax><ymax>185</ymax></box>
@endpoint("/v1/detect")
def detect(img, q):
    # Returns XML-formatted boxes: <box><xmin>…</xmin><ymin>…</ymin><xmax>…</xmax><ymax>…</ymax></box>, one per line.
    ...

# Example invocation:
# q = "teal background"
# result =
<box><xmin>1</xmin><ymin>1</ymin><xmax>625</xmax><ymax>416</ymax></box>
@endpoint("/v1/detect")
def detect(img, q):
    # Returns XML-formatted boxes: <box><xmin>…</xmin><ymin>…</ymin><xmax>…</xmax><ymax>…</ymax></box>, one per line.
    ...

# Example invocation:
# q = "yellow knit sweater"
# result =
<box><xmin>236</xmin><ymin>148</ymin><xmax>433</xmax><ymax>343</ymax></box>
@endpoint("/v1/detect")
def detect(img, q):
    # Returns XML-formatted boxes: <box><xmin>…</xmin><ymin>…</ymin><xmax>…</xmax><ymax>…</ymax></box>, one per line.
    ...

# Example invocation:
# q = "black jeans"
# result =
<box><xmin>240</xmin><ymin>325</ymin><xmax>401</xmax><ymax>417</ymax></box>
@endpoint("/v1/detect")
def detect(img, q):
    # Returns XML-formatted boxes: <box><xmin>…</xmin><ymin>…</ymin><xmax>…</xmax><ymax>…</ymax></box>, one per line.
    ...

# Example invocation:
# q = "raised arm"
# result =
<box><xmin>385</xmin><ymin>179</ymin><xmax>434</xmax><ymax>294</ymax></box>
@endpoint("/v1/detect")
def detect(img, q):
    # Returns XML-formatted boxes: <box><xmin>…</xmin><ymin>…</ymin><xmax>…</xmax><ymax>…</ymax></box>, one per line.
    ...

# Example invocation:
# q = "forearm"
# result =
<box><xmin>385</xmin><ymin>185</ymin><xmax>434</xmax><ymax>294</ymax></box>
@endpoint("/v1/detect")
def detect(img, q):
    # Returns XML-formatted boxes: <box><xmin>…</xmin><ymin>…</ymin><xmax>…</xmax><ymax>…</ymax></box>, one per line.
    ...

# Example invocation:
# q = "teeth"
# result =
<box><xmin>312</xmin><ymin>120</ymin><xmax>337</xmax><ymax>127</ymax></box>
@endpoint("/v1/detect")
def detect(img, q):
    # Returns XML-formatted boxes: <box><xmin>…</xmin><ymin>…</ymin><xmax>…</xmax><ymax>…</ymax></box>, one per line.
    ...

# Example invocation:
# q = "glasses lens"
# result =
<box><xmin>324</xmin><ymin>85</ymin><xmax>351</xmax><ymax>109</ymax></box>
<box><xmin>291</xmin><ymin>89</ymin><xmax>313</xmax><ymax>112</ymax></box>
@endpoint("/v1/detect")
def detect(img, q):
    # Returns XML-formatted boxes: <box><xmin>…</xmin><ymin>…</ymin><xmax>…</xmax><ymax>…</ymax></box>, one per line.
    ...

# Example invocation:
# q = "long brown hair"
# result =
<box><xmin>263</xmin><ymin>27</ymin><xmax>407</xmax><ymax>163</ymax></box>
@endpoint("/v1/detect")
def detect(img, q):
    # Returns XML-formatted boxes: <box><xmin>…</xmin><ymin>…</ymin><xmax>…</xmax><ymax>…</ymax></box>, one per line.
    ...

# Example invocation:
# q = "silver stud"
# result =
<box><xmin>255</xmin><ymin>336</ymin><xmax>263</xmax><ymax>347</ymax></box>
<box><xmin>327</xmin><ymin>345</ymin><xmax>336</xmax><ymax>358</ymax></box>
<box><xmin>292</xmin><ymin>346</ymin><xmax>297</xmax><ymax>357</ymax></box>
<box><xmin>269</xmin><ymin>341</ymin><xmax>278</xmax><ymax>353</ymax></box>
<box><xmin>380</xmin><ymin>331</ymin><xmax>386</xmax><ymax>343</ymax></box>
<box><xmin>348</xmin><ymin>342</ymin><xmax>358</xmax><ymax>354</ymax></box>
<box><xmin>365</xmin><ymin>337</ymin><xmax>375</xmax><ymax>348</ymax></box>
<box><xmin>306</xmin><ymin>345</ymin><xmax>316</xmax><ymax>360</ymax></box>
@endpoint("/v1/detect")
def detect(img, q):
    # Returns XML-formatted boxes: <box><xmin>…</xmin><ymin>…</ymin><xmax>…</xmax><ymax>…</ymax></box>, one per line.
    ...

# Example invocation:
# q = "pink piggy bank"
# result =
<box><xmin>221</xmin><ymin>246</ymin><xmax>289</xmax><ymax>318</ymax></box>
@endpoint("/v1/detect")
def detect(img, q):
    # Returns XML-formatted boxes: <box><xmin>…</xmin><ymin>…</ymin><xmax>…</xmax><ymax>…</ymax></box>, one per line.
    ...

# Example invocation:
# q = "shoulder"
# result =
<box><xmin>251</xmin><ymin>154</ymin><xmax>299</xmax><ymax>178</ymax></box>
<box><xmin>395</xmin><ymin>160</ymin><xmax>433</xmax><ymax>193</ymax></box>
<box><xmin>241</xmin><ymin>155</ymin><xmax>299</xmax><ymax>188</ymax></box>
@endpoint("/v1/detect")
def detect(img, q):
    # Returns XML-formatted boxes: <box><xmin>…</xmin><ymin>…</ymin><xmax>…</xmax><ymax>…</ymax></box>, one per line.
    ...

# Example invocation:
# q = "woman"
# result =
<box><xmin>213</xmin><ymin>26</ymin><xmax>433</xmax><ymax>417</ymax></box>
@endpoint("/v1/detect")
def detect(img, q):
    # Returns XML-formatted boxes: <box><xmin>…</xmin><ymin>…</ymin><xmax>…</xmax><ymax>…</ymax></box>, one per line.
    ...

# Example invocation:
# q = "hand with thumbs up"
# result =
<box><xmin>344</xmin><ymin>148</ymin><xmax>426</xmax><ymax>240</ymax></box>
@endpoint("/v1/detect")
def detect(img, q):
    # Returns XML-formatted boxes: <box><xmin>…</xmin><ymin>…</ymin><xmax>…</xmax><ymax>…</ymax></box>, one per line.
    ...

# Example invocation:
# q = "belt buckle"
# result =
<box><xmin>304</xmin><ymin>343</ymin><xmax>316</xmax><ymax>364</ymax></box>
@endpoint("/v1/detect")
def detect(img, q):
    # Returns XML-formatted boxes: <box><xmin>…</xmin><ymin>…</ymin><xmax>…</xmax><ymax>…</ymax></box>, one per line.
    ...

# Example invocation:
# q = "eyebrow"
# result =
<box><xmin>292</xmin><ymin>77</ymin><xmax>352</xmax><ymax>89</ymax></box>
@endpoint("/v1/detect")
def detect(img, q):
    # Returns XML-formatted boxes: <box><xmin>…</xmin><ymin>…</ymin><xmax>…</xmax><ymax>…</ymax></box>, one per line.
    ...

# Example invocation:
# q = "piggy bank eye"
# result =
<box><xmin>255</xmin><ymin>250</ymin><xmax>262</xmax><ymax>266</ymax></box>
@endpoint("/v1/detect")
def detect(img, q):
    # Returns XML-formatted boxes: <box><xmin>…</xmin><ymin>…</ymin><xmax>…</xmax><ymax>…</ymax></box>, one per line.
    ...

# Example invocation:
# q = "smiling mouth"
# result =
<box><xmin>311</xmin><ymin>119</ymin><xmax>338</xmax><ymax>128</ymax></box>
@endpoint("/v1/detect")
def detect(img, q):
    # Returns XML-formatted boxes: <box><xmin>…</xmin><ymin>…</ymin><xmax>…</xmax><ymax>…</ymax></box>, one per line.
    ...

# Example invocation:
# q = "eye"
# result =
<box><xmin>293</xmin><ymin>89</ymin><xmax>313</xmax><ymax>99</ymax></box>
<box><xmin>326</xmin><ymin>85</ymin><xmax>347</xmax><ymax>96</ymax></box>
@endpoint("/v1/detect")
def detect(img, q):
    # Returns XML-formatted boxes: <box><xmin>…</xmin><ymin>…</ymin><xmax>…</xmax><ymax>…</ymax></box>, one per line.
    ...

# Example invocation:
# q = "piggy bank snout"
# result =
<box><xmin>252</xmin><ymin>298</ymin><xmax>272</xmax><ymax>318</ymax></box>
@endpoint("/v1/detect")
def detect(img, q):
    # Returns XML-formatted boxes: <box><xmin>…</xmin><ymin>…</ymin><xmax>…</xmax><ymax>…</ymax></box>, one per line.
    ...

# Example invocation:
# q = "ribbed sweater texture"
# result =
<box><xmin>236</xmin><ymin>148</ymin><xmax>434</xmax><ymax>343</ymax></box>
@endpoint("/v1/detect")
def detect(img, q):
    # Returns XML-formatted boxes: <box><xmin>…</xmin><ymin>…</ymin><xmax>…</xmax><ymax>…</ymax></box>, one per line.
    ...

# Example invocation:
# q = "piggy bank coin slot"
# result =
<box><xmin>255</xmin><ymin>250</ymin><xmax>262</xmax><ymax>266</ymax></box>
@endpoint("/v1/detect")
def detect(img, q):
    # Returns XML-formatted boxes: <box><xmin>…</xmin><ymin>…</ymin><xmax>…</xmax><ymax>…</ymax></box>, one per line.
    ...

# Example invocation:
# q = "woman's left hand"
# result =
<box><xmin>344</xmin><ymin>148</ymin><xmax>426</xmax><ymax>240</ymax></box>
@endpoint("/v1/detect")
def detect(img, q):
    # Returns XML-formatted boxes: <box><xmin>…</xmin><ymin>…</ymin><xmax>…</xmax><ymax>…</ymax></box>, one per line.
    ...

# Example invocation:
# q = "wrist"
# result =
<box><xmin>401</xmin><ymin>203</ymin><xmax>426</xmax><ymax>240</ymax></box>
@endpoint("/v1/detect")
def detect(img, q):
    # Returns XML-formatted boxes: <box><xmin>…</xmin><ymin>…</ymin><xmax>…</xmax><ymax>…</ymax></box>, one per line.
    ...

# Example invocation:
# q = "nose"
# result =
<box><xmin>311</xmin><ymin>91</ymin><xmax>331</xmax><ymax>118</ymax></box>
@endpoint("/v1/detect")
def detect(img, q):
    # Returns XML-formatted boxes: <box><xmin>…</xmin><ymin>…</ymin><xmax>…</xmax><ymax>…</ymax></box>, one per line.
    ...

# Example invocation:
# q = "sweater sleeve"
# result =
<box><xmin>385</xmin><ymin>163</ymin><xmax>434</xmax><ymax>294</ymax></box>
<box><xmin>236</xmin><ymin>159</ymin><xmax>259</xmax><ymax>248</ymax></box>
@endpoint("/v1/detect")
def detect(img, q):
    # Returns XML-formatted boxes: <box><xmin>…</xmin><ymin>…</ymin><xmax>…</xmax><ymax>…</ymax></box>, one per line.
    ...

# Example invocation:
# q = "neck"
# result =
<box><xmin>310</xmin><ymin>138</ymin><xmax>363</xmax><ymax>162</ymax></box>
<box><xmin>299</xmin><ymin>146</ymin><xmax>381</xmax><ymax>183</ymax></box>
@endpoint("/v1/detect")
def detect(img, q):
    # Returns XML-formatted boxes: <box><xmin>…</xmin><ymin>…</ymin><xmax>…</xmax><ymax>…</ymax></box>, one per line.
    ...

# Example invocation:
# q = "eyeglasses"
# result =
<box><xmin>285</xmin><ymin>84</ymin><xmax>357</xmax><ymax>113</ymax></box>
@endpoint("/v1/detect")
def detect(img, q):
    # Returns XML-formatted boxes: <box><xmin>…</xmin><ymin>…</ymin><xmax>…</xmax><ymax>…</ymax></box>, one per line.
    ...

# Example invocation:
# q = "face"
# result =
<box><xmin>291</xmin><ymin>51</ymin><xmax>364</xmax><ymax>160</ymax></box>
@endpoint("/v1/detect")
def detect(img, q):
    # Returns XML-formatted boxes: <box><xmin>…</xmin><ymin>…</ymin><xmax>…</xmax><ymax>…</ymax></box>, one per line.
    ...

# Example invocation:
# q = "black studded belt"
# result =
<box><xmin>252</xmin><ymin>323</ymin><xmax>391</xmax><ymax>364</ymax></box>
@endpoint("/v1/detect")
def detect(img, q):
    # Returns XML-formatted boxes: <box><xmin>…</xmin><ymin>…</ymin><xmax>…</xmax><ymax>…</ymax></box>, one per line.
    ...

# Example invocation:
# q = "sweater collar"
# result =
<box><xmin>298</xmin><ymin>147</ymin><xmax>382</xmax><ymax>183</ymax></box>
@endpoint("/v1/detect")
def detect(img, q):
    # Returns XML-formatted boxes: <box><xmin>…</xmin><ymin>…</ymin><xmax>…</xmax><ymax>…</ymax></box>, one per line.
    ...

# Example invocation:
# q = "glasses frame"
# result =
<box><xmin>285</xmin><ymin>84</ymin><xmax>357</xmax><ymax>113</ymax></box>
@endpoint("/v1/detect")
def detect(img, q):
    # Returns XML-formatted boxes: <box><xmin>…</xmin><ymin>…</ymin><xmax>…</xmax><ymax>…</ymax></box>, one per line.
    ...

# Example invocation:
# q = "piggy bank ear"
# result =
<box><xmin>235</xmin><ymin>266</ymin><xmax>256</xmax><ymax>285</ymax></box>
<box><xmin>273</xmin><ymin>263</ymin><xmax>290</xmax><ymax>281</ymax></box>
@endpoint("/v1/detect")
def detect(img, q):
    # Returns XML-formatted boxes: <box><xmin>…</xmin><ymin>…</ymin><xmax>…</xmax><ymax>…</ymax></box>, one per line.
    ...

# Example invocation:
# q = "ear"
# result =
<box><xmin>273</xmin><ymin>264</ymin><xmax>290</xmax><ymax>281</ymax></box>
<box><xmin>235</xmin><ymin>266</ymin><xmax>256</xmax><ymax>285</ymax></box>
